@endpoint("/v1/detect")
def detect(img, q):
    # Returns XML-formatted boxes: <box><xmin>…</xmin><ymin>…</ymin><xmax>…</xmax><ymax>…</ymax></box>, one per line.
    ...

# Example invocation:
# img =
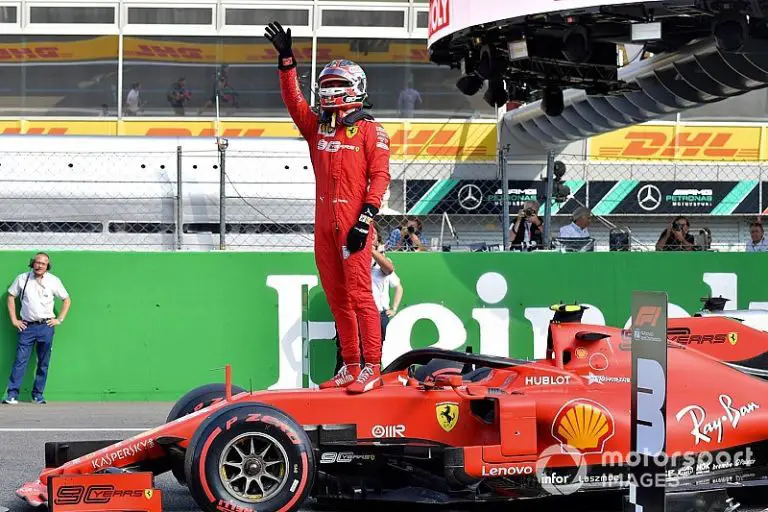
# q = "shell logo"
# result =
<box><xmin>551</xmin><ymin>399</ymin><xmax>615</xmax><ymax>455</ymax></box>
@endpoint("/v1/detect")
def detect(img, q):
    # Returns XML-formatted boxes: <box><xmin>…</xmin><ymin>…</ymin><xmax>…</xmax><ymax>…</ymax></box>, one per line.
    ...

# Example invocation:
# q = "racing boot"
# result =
<box><xmin>346</xmin><ymin>363</ymin><xmax>382</xmax><ymax>394</ymax></box>
<box><xmin>319</xmin><ymin>363</ymin><xmax>361</xmax><ymax>389</ymax></box>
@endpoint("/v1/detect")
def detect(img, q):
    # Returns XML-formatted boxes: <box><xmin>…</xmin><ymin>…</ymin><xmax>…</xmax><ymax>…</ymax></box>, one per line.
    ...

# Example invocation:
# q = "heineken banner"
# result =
<box><xmin>406</xmin><ymin>179</ymin><xmax>763</xmax><ymax>216</ymax></box>
<box><xmin>3</xmin><ymin>251</ymin><xmax>768</xmax><ymax>401</ymax></box>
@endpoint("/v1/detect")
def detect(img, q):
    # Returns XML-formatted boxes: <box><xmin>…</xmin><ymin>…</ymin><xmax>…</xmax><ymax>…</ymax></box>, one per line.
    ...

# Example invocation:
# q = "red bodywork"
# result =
<box><xmin>17</xmin><ymin>315</ymin><xmax>768</xmax><ymax>507</ymax></box>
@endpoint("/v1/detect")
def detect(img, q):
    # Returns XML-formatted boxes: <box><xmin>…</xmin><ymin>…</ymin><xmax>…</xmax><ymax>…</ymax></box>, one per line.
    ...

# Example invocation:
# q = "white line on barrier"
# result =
<box><xmin>0</xmin><ymin>428</ymin><xmax>149</xmax><ymax>432</ymax></box>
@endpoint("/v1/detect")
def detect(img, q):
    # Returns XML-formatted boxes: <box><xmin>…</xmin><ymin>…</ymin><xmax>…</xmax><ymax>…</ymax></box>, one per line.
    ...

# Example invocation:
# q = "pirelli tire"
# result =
<box><xmin>184</xmin><ymin>403</ymin><xmax>316</xmax><ymax>512</ymax></box>
<box><xmin>166</xmin><ymin>383</ymin><xmax>247</xmax><ymax>485</ymax></box>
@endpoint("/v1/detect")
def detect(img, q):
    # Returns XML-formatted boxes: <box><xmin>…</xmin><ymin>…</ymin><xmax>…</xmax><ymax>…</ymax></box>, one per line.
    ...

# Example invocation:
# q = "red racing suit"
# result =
<box><xmin>279</xmin><ymin>65</ymin><xmax>391</xmax><ymax>366</ymax></box>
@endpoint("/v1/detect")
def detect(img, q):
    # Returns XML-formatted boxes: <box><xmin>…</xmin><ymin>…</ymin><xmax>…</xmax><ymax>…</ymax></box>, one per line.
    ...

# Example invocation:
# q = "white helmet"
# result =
<box><xmin>316</xmin><ymin>59</ymin><xmax>367</xmax><ymax>110</ymax></box>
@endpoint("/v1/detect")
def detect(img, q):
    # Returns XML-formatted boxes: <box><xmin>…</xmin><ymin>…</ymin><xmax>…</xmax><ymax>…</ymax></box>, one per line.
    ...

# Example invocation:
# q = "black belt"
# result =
<box><xmin>24</xmin><ymin>319</ymin><xmax>51</xmax><ymax>324</ymax></box>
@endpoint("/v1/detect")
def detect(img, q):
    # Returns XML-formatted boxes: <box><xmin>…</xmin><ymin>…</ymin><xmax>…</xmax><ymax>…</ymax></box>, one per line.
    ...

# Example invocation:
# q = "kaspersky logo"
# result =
<box><xmin>552</xmin><ymin>399</ymin><xmax>615</xmax><ymax>455</ymax></box>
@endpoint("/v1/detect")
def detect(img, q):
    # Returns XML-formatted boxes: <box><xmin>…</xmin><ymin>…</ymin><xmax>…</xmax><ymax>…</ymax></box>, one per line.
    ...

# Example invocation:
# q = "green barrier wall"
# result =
<box><xmin>1</xmin><ymin>250</ymin><xmax>767</xmax><ymax>402</ymax></box>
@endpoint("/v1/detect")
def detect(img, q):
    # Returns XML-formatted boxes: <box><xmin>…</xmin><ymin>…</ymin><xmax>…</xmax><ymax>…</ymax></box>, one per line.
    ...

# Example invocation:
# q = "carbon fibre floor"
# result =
<box><xmin>1</xmin><ymin>402</ymin><xmax>767</xmax><ymax>512</ymax></box>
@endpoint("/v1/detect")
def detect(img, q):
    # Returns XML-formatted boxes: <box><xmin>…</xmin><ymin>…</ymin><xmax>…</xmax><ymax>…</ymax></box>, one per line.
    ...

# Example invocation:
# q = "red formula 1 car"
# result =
<box><xmin>17</xmin><ymin>304</ymin><xmax>768</xmax><ymax>512</ymax></box>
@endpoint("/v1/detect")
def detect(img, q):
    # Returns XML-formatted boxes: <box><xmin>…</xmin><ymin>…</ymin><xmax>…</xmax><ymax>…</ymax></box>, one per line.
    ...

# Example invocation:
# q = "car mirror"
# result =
<box><xmin>434</xmin><ymin>374</ymin><xmax>463</xmax><ymax>388</ymax></box>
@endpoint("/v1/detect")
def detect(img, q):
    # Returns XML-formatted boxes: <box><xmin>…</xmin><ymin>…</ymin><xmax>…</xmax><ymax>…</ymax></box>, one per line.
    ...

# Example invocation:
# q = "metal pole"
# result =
<box><xmin>543</xmin><ymin>150</ymin><xmax>555</xmax><ymax>247</ymax></box>
<box><xmin>219</xmin><ymin>140</ymin><xmax>227</xmax><ymax>250</ymax></box>
<box><xmin>219</xmin><ymin>142</ymin><xmax>227</xmax><ymax>251</ymax></box>
<box><xmin>176</xmin><ymin>145</ymin><xmax>182</xmax><ymax>250</ymax></box>
<box><xmin>500</xmin><ymin>146</ymin><xmax>510</xmax><ymax>250</ymax></box>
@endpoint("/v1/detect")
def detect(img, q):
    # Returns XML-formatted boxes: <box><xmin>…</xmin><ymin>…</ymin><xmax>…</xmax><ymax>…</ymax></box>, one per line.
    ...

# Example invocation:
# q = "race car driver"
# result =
<box><xmin>265</xmin><ymin>21</ymin><xmax>391</xmax><ymax>394</ymax></box>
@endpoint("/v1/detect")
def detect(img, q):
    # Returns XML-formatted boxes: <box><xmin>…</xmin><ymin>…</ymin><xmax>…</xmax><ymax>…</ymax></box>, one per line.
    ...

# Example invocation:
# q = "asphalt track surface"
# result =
<box><xmin>3</xmin><ymin>402</ymin><xmax>768</xmax><ymax>512</ymax></box>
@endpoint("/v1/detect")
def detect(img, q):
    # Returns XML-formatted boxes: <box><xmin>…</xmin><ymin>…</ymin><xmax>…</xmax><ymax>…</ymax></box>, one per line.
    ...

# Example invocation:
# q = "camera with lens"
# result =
<box><xmin>524</xmin><ymin>207</ymin><xmax>534</xmax><ymax>217</ymax></box>
<box><xmin>407</xmin><ymin>226</ymin><xmax>415</xmax><ymax>234</ymax></box>
<box><xmin>672</xmin><ymin>223</ymin><xmax>682</xmax><ymax>232</ymax></box>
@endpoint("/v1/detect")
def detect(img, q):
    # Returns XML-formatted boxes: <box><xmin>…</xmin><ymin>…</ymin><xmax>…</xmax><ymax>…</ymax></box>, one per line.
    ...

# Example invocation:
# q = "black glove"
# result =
<box><xmin>347</xmin><ymin>203</ymin><xmax>378</xmax><ymax>254</ymax></box>
<box><xmin>264</xmin><ymin>21</ymin><xmax>296</xmax><ymax>70</ymax></box>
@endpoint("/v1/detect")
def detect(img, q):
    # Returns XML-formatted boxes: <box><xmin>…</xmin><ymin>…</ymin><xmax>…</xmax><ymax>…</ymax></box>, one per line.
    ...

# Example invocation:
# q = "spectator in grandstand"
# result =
<box><xmin>198</xmin><ymin>72</ymin><xmax>239</xmax><ymax>116</ymax></box>
<box><xmin>696</xmin><ymin>227</ymin><xmax>713</xmax><ymax>251</ymax></box>
<box><xmin>509</xmin><ymin>200</ymin><xmax>543</xmax><ymax>251</ymax></box>
<box><xmin>746</xmin><ymin>221</ymin><xmax>768</xmax><ymax>252</ymax></box>
<box><xmin>167</xmin><ymin>78</ymin><xmax>191</xmax><ymax>116</ymax></box>
<box><xmin>558</xmin><ymin>207</ymin><xmax>592</xmax><ymax>238</ymax></box>
<box><xmin>656</xmin><ymin>215</ymin><xmax>696</xmax><ymax>251</ymax></box>
<box><xmin>397</xmin><ymin>82</ymin><xmax>422</xmax><ymax>118</ymax></box>
<box><xmin>3</xmin><ymin>252</ymin><xmax>71</xmax><ymax>405</ymax></box>
<box><xmin>125</xmin><ymin>82</ymin><xmax>141</xmax><ymax>116</ymax></box>
<box><xmin>386</xmin><ymin>218</ymin><xmax>428</xmax><ymax>251</ymax></box>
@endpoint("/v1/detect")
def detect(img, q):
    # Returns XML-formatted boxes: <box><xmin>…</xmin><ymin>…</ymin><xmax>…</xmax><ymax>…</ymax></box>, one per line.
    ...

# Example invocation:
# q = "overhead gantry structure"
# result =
<box><xmin>427</xmin><ymin>0</ymin><xmax>768</xmax><ymax>153</ymax></box>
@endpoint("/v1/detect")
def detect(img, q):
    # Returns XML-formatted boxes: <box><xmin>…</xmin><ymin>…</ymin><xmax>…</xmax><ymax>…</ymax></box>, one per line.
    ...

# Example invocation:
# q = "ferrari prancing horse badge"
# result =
<box><xmin>436</xmin><ymin>402</ymin><xmax>459</xmax><ymax>432</ymax></box>
<box><xmin>346</xmin><ymin>126</ymin><xmax>359</xmax><ymax>138</ymax></box>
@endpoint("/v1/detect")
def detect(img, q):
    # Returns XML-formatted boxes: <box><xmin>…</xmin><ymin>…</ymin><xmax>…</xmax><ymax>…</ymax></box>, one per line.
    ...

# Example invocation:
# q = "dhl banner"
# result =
<box><xmin>0</xmin><ymin>120</ymin><xmax>497</xmax><ymax>162</ymax></box>
<box><xmin>0</xmin><ymin>37</ymin><xmax>118</xmax><ymax>63</ymax></box>
<box><xmin>123</xmin><ymin>40</ymin><xmax>431</xmax><ymax>65</ymax></box>
<box><xmin>589</xmin><ymin>124</ymin><xmax>764</xmax><ymax>161</ymax></box>
<box><xmin>0</xmin><ymin>36</ymin><xmax>430</xmax><ymax>65</ymax></box>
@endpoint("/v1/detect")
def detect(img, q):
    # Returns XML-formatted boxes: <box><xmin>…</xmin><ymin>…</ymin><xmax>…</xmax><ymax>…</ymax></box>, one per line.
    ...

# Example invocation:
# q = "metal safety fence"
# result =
<box><xmin>0</xmin><ymin>141</ymin><xmax>764</xmax><ymax>253</ymax></box>
<box><xmin>504</xmin><ymin>150</ymin><xmax>767</xmax><ymax>253</ymax></box>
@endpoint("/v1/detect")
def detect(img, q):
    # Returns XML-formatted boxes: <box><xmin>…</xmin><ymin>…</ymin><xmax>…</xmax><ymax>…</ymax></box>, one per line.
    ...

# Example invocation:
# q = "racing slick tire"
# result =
<box><xmin>166</xmin><ymin>383</ymin><xmax>247</xmax><ymax>485</ymax></box>
<box><xmin>184</xmin><ymin>403</ymin><xmax>316</xmax><ymax>512</ymax></box>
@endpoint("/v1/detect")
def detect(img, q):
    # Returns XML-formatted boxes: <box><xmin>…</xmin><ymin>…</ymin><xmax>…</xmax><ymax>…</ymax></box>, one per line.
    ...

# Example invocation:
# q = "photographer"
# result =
<box><xmin>509</xmin><ymin>201</ymin><xmax>543</xmax><ymax>251</ymax></box>
<box><xmin>386</xmin><ymin>218</ymin><xmax>427</xmax><ymax>252</ymax></box>
<box><xmin>656</xmin><ymin>216</ymin><xmax>696</xmax><ymax>251</ymax></box>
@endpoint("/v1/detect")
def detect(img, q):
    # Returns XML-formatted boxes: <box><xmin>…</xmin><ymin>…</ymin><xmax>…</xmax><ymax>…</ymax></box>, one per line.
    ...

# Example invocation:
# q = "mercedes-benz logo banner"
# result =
<box><xmin>404</xmin><ymin>179</ymin><xmax>763</xmax><ymax>216</ymax></box>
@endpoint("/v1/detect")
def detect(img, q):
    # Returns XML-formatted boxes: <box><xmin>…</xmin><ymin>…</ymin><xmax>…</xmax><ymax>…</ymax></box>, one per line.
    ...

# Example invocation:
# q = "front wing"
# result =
<box><xmin>18</xmin><ymin>472</ymin><xmax>162</xmax><ymax>512</ymax></box>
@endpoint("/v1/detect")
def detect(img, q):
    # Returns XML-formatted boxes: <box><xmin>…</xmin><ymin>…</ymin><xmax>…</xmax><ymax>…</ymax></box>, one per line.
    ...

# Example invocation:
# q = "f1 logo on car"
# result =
<box><xmin>635</xmin><ymin>306</ymin><xmax>661</xmax><ymax>327</ymax></box>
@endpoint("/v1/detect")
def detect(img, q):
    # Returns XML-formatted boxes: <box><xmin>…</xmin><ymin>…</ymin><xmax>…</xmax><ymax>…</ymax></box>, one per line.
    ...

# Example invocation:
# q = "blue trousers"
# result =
<box><xmin>6</xmin><ymin>323</ymin><xmax>54</xmax><ymax>400</ymax></box>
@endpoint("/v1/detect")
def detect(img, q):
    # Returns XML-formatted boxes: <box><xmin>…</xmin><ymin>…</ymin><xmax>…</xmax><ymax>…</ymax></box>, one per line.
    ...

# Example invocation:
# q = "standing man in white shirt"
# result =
<box><xmin>371</xmin><ymin>235</ymin><xmax>404</xmax><ymax>343</ymax></box>
<box><xmin>746</xmin><ymin>222</ymin><xmax>768</xmax><ymax>252</ymax></box>
<box><xmin>125</xmin><ymin>82</ymin><xmax>141</xmax><ymax>116</ymax></box>
<box><xmin>3</xmin><ymin>252</ymin><xmax>71</xmax><ymax>405</ymax></box>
